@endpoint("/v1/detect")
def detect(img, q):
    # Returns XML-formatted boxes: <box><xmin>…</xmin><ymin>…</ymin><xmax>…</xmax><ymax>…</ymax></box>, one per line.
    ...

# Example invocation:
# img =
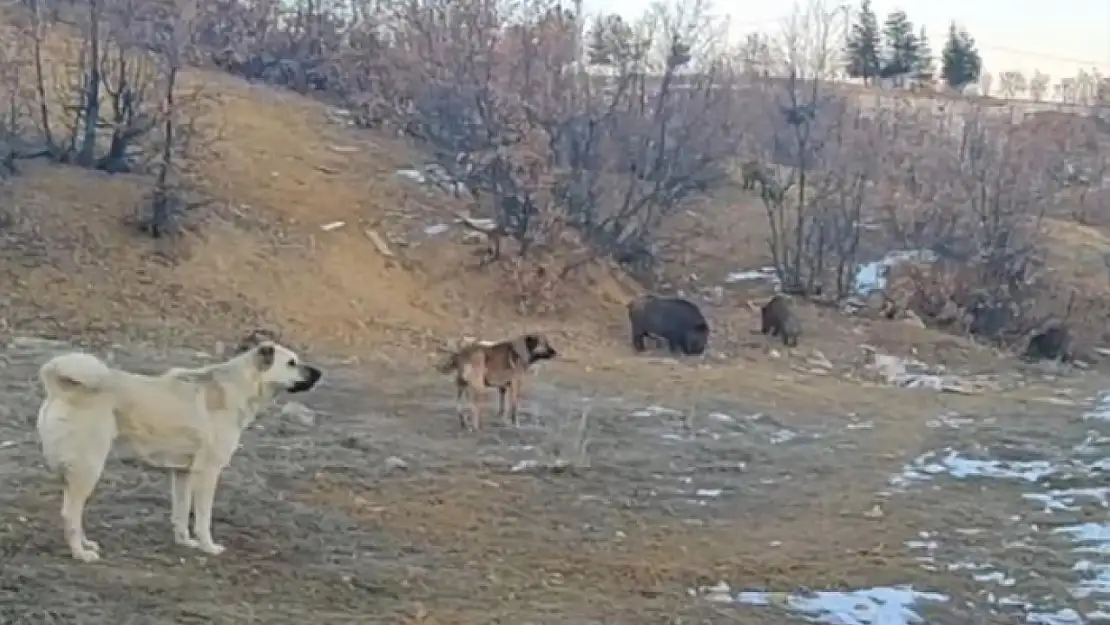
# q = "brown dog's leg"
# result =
<box><xmin>470</xmin><ymin>386</ymin><xmax>482</xmax><ymax>431</ymax></box>
<box><xmin>456</xmin><ymin>381</ymin><xmax>469</xmax><ymax>430</ymax></box>
<box><xmin>507</xmin><ymin>379</ymin><xmax>521</xmax><ymax>427</ymax></box>
<box><xmin>496</xmin><ymin>387</ymin><xmax>507</xmax><ymax>421</ymax></box>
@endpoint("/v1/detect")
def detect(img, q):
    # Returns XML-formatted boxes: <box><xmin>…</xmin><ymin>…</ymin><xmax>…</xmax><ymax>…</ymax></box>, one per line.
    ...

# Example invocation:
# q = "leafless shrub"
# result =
<box><xmin>132</xmin><ymin>0</ymin><xmax>216</xmax><ymax>238</ymax></box>
<box><xmin>17</xmin><ymin>0</ymin><xmax>1106</xmax><ymax>337</ymax></box>
<box><xmin>511</xmin><ymin>406</ymin><xmax>592</xmax><ymax>474</ymax></box>
<box><xmin>744</xmin><ymin>0</ymin><xmax>1104</xmax><ymax>347</ymax></box>
<box><xmin>5</xmin><ymin>0</ymin><xmax>221</xmax><ymax>237</ymax></box>
<box><xmin>179</xmin><ymin>0</ymin><xmax>747</xmax><ymax>299</ymax></box>
<box><xmin>751</xmin><ymin>0</ymin><xmax>865</xmax><ymax>297</ymax></box>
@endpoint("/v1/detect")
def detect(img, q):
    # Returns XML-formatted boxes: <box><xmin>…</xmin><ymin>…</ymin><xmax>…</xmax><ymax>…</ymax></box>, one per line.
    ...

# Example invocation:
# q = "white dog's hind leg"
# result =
<box><xmin>189</xmin><ymin>468</ymin><xmax>226</xmax><ymax>555</ymax></box>
<box><xmin>61</xmin><ymin>464</ymin><xmax>104</xmax><ymax>562</ymax></box>
<box><xmin>170</xmin><ymin>470</ymin><xmax>199</xmax><ymax>548</ymax></box>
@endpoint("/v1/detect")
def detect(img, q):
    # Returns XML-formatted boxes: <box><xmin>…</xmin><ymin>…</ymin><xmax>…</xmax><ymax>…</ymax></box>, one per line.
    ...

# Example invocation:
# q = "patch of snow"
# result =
<box><xmin>925</xmin><ymin>413</ymin><xmax>975</xmax><ymax>429</ymax></box>
<box><xmin>865</xmin><ymin>352</ymin><xmax>998</xmax><ymax>395</ymax></box>
<box><xmin>395</xmin><ymin>168</ymin><xmax>426</xmax><ymax>184</ymax></box>
<box><xmin>1027</xmin><ymin>608</ymin><xmax>1085</xmax><ymax>625</ymax></box>
<box><xmin>696</xmin><ymin>583</ymin><xmax>948</xmax><ymax>625</ymax></box>
<box><xmin>630</xmin><ymin>405</ymin><xmax>682</xmax><ymax>418</ymax></box>
<box><xmin>887</xmin><ymin>426</ymin><xmax>1110</xmax><ymax>621</ymax></box>
<box><xmin>891</xmin><ymin>447</ymin><xmax>1056</xmax><ymax>487</ymax></box>
<box><xmin>1085</xmin><ymin>393</ymin><xmax>1110</xmax><ymax>421</ymax></box>
<box><xmin>854</xmin><ymin>250</ymin><xmax>938</xmax><ymax>296</ymax></box>
<box><xmin>769</xmin><ymin>429</ymin><xmax>798</xmax><ymax>444</ymax></box>
<box><xmin>725</xmin><ymin>266</ymin><xmax>781</xmax><ymax>287</ymax></box>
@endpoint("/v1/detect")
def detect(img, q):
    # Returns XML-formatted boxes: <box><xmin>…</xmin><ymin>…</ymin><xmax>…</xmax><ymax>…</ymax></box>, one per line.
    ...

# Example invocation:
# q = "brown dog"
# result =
<box><xmin>436</xmin><ymin>333</ymin><xmax>557</xmax><ymax>431</ymax></box>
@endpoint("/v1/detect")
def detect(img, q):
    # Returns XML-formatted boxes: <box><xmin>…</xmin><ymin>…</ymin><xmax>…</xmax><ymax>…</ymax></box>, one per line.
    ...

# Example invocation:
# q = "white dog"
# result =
<box><xmin>36</xmin><ymin>339</ymin><xmax>323</xmax><ymax>562</ymax></box>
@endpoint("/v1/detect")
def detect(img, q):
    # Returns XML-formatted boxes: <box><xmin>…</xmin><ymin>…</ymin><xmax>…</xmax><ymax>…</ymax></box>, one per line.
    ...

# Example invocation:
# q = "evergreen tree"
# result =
<box><xmin>913</xmin><ymin>26</ymin><xmax>934</xmax><ymax>83</ymax></box>
<box><xmin>941</xmin><ymin>22</ymin><xmax>983</xmax><ymax>91</ymax></box>
<box><xmin>587</xmin><ymin>14</ymin><xmax>635</xmax><ymax>67</ymax></box>
<box><xmin>587</xmin><ymin>16</ymin><xmax>610</xmax><ymax>65</ymax></box>
<box><xmin>880</xmin><ymin>10</ymin><xmax>919</xmax><ymax>86</ymax></box>
<box><xmin>844</xmin><ymin>0</ymin><xmax>881</xmax><ymax>85</ymax></box>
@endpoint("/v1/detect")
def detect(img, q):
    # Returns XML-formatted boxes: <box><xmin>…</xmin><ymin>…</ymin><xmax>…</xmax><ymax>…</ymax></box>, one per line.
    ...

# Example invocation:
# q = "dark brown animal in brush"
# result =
<box><xmin>761</xmin><ymin>295</ymin><xmax>801</xmax><ymax>347</ymax></box>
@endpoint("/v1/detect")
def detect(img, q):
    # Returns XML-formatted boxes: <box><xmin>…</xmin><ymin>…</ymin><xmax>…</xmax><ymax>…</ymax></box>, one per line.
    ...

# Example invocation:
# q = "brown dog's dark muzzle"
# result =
<box><xmin>288</xmin><ymin>366</ymin><xmax>322</xmax><ymax>393</ymax></box>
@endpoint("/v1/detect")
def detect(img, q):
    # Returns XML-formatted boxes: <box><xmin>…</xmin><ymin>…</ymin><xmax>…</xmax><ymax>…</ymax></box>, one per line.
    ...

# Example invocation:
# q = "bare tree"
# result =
<box><xmin>329</xmin><ymin>0</ymin><xmax>743</xmax><ymax>297</ymax></box>
<box><xmin>1028</xmin><ymin>70</ymin><xmax>1049</xmax><ymax>102</ymax></box>
<box><xmin>139</xmin><ymin>0</ymin><xmax>209</xmax><ymax>237</ymax></box>
<box><xmin>26</xmin><ymin>0</ymin><xmax>56</xmax><ymax>153</ymax></box>
<box><xmin>94</xmin><ymin>0</ymin><xmax>161</xmax><ymax>172</ymax></box>
<box><xmin>978</xmin><ymin>71</ymin><xmax>992</xmax><ymax>97</ymax></box>
<box><xmin>998</xmin><ymin>70</ymin><xmax>1026</xmax><ymax>100</ymax></box>
<box><xmin>76</xmin><ymin>0</ymin><xmax>103</xmax><ymax>166</ymax></box>
<box><xmin>757</xmin><ymin>0</ymin><xmax>851</xmax><ymax>295</ymax></box>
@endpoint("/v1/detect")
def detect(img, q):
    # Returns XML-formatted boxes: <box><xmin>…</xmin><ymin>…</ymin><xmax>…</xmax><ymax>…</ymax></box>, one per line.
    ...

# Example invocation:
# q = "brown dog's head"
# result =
<box><xmin>522</xmin><ymin>333</ymin><xmax>557</xmax><ymax>364</ymax></box>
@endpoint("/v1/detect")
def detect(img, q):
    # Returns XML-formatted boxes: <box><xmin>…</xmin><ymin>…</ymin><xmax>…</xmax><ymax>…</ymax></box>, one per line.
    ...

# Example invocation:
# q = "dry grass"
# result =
<box><xmin>0</xmin><ymin>65</ymin><xmax>634</xmax><ymax>357</ymax></box>
<box><xmin>3</xmin><ymin>13</ymin><xmax>1110</xmax><ymax>625</ymax></box>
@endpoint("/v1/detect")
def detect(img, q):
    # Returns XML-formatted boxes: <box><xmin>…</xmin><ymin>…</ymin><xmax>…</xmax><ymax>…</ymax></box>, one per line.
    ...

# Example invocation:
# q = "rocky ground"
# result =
<box><xmin>2</xmin><ymin>335</ymin><xmax>1109</xmax><ymax>624</ymax></box>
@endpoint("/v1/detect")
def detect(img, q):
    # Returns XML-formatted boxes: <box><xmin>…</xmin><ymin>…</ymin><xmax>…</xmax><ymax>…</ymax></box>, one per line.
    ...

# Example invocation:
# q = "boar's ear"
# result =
<box><xmin>255</xmin><ymin>344</ymin><xmax>275</xmax><ymax>370</ymax></box>
<box><xmin>524</xmin><ymin>334</ymin><xmax>539</xmax><ymax>353</ymax></box>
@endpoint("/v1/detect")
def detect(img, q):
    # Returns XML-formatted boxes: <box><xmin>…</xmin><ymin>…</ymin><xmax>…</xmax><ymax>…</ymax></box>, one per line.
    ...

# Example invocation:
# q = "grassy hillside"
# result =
<box><xmin>1</xmin><ymin>6</ymin><xmax>1108</xmax><ymax>373</ymax></box>
<box><xmin>0</xmin><ymin>68</ymin><xmax>634</xmax><ymax>357</ymax></box>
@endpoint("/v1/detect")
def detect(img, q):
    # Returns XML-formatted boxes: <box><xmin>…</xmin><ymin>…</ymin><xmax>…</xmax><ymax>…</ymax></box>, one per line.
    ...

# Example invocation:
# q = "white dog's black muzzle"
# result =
<box><xmin>288</xmin><ymin>366</ymin><xmax>322</xmax><ymax>393</ymax></box>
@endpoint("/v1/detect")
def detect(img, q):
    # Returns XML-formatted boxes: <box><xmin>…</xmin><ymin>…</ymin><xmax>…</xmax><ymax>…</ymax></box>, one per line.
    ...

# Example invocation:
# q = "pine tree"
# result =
<box><xmin>587</xmin><ymin>16</ymin><xmax>610</xmax><ymax>65</ymax></box>
<box><xmin>587</xmin><ymin>14</ymin><xmax>635</xmax><ymax>67</ymax></box>
<box><xmin>941</xmin><ymin>22</ymin><xmax>983</xmax><ymax>91</ymax></box>
<box><xmin>880</xmin><ymin>10</ymin><xmax>918</xmax><ymax>87</ymax></box>
<box><xmin>844</xmin><ymin>0</ymin><xmax>881</xmax><ymax>85</ymax></box>
<box><xmin>913</xmin><ymin>26</ymin><xmax>934</xmax><ymax>83</ymax></box>
<box><xmin>960</xmin><ymin>28</ymin><xmax>983</xmax><ymax>86</ymax></box>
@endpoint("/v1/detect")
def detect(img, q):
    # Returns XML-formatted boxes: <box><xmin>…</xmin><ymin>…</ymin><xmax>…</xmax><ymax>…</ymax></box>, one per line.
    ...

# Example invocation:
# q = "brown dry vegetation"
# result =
<box><xmin>3</xmin><ymin>1</ymin><xmax>1110</xmax><ymax>624</ymax></box>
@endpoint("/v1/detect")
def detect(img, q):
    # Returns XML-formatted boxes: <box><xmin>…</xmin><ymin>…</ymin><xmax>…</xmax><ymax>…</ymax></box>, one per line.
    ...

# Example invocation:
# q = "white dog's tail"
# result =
<box><xmin>39</xmin><ymin>352</ymin><xmax>113</xmax><ymax>399</ymax></box>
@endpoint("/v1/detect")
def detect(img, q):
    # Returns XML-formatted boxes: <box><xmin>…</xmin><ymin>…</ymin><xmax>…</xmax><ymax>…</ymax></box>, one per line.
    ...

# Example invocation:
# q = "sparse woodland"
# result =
<box><xmin>0</xmin><ymin>0</ymin><xmax>1108</xmax><ymax>355</ymax></box>
<box><xmin>0</xmin><ymin>0</ymin><xmax>220</xmax><ymax>235</ymax></box>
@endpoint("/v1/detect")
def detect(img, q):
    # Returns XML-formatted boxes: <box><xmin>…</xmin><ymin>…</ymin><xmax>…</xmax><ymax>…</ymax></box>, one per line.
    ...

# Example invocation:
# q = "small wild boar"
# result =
<box><xmin>761</xmin><ymin>295</ymin><xmax>801</xmax><ymax>347</ymax></box>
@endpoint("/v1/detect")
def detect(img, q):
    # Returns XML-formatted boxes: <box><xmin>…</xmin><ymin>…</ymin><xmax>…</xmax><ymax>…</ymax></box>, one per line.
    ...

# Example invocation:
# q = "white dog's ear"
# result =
<box><xmin>255</xmin><ymin>344</ymin><xmax>275</xmax><ymax>370</ymax></box>
<box><xmin>234</xmin><ymin>328</ymin><xmax>281</xmax><ymax>355</ymax></box>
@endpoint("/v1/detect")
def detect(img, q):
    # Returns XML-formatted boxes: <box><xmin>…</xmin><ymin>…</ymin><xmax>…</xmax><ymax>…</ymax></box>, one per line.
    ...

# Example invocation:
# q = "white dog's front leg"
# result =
<box><xmin>189</xmin><ymin>468</ymin><xmax>225</xmax><ymax>555</ymax></box>
<box><xmin>170</xmin><ymin>470</ymin><xmax>199</xmax><ymax>548</ymax></box>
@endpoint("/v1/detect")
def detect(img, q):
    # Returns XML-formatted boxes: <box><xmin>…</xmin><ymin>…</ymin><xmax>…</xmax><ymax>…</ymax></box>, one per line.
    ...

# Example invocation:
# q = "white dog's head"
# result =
<box><xmin>242</xmin><ymin>340</ymin><xmax>323</xmax><ymax>394</ymax></box>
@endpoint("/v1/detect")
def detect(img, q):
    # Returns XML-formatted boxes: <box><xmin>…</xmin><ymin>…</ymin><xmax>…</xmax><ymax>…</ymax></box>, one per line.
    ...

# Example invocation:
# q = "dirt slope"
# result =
<box><xmin>0</xmin><ymin>69</ymin><xmax>632</xmax><ymax>357</ymax></box>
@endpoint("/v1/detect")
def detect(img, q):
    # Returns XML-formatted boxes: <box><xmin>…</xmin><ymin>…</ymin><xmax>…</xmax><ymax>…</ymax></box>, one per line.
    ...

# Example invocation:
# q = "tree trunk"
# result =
<box><xmin>77</xmin><ymin>0</ymin><xmax>101</xmax><ymax>167</ymax></box>
<box><xmin>151</xmin><ymin>63</ymin><xmax>178</xmax><ymax>237</ymax></box>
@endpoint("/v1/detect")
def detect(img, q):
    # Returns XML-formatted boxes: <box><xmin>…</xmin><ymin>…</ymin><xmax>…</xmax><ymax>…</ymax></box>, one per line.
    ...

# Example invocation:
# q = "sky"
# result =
<box><xmin>580</xmin><ymin>0</ymin><xmax>1110</xmax><ymax>81</ymax></box>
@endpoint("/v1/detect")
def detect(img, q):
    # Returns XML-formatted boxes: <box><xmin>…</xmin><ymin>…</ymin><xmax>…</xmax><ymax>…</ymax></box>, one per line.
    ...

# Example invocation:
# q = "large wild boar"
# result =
<box><xmin>1024</xmin><ymin>319</ymin><xmax>1071</xmax><ymax>362</ymax></box>
<box><xmin>627</xmin><ymin>295</ymin><xmax>710</xmax><ymax>356</ymax></box>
